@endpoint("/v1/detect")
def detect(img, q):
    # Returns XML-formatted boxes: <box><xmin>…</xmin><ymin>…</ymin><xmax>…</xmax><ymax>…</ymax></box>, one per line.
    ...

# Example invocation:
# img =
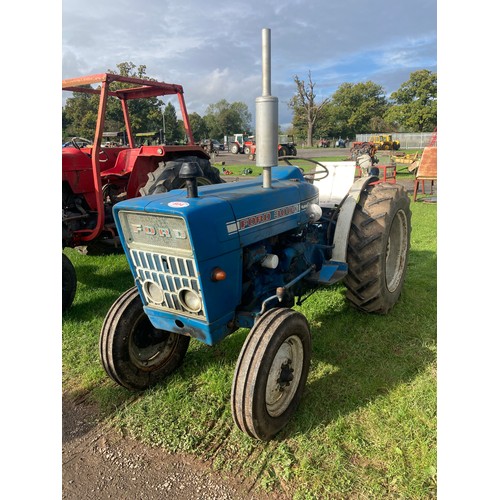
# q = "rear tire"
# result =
<box><xmin>100</xmin><ymin>287</ymin><xmax>190</xmax><ymax>390</ymax></box>
<box><xmin>278</xmin><ymin>145</ymin><xmax>289</xmax><ymax>157</ymax></box>
<box><xmin>344</xmin><ymin>183</ymin><xmax>411</xmax><ymax>314</ymax></box>
<box><xmin>231</xmin><ymin>308</ymin><xmax>311</xmax><ymax>440</ymax></box>
<box><xmin>62</xmin><ymin>253</ymin><xmax>77</xmax><ymax>312</ymax></box>
<box><xmin>139</xmin><ymin>155</ymin><xmax>224</xmax><ymax>195</ymax></box>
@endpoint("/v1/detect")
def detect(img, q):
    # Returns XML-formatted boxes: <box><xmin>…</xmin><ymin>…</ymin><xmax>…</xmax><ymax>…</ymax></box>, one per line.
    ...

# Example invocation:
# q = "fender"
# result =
<box><xmin>331</xmin><ymin>176</ymin><xmax>378</xmax><ymax>263</ymax></box>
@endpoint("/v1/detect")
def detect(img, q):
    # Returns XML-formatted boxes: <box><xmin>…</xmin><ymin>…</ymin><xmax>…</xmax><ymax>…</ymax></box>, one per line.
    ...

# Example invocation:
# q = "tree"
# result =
<box><xmin>289</xmin><ymin>71</ymin><xmax>331</xmax><ymax>147</ymax></box>
<box><xmin>63</xmin><ymin>92</ymin><xmax>100</xmax><ymax>139</ymax></box>
<box><xmin>384</xmin><ymin>70</ymin><xmax>437</xmax><ymax>132</ymax></box>
<box><xmin>204</xmin><ymin>99</ymin><xmax>252</xmax><ymax>139</ymax></box>
<box><xmin>189</xmin><ymin>112</ymin><xmax>208</xmax><ymax>142</ymax></box>
<box><xmin>114</xmin><ymin>62</ymin><xmax>148</xmax><ymax>79</ymax></box>
<box><xmin>329</xmin><ymin>81</ymin><xmax>388</xmax><ymax>138</ymax></box>
<box><xmin>161</xmin><ymin>102</ymin><xmax>181</xmax><ymax>143</ymax></box>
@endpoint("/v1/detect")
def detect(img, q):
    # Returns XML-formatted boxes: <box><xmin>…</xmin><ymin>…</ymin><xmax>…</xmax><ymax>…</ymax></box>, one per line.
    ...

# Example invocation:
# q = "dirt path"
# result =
<box><xmin>62</xmin><ymin>394</ymin><xmax>281</xmax><ymax>500</ymax></box>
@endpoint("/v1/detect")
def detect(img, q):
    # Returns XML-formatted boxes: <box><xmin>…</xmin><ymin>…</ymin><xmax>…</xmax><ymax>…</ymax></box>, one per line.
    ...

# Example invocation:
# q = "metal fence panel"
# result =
<box><xmin>355</xmin><ymin>133</ymin><xmax>435</xmax><ymax>148</ymax></box>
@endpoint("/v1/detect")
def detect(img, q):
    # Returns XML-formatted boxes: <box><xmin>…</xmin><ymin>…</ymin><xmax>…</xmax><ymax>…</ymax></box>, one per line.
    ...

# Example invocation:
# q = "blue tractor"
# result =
<box><xmin>99</xmin><ymin>30</ymin><xmax>411</xmax><ymax>440</ymax></box>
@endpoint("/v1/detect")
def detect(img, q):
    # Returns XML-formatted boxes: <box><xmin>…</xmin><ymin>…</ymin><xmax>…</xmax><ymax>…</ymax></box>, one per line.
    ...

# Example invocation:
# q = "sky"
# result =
<box><xmin>62</xmin><ymin>0</ymin><xmax>437</xmax><ymax>130</ymax></box>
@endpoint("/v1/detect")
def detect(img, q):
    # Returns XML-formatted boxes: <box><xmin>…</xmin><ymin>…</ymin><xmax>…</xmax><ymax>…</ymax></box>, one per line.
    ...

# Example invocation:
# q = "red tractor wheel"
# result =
<box><xmin>139</xmin><ymin>156</ymin><xmax>224</xmax><ymax>195</ymax></box>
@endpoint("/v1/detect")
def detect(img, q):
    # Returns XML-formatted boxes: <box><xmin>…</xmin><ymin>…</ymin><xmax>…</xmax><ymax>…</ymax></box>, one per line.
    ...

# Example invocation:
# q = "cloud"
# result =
<box><xmin>62</xmin><ymin>0</ymin><xmax>436</xmax><ymax>128</ymax></box>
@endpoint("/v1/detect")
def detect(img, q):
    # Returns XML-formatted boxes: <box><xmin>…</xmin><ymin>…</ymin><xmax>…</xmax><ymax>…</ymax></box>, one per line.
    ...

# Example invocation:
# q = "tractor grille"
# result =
<box><xmin>118</xmin><ymin>211</ymin><xmax>205</xmax><ymax>319</ymax></box>
<box><xmin>130</xmin><ymin>249</ymin><xmax>206</xmax><ymax>319</ymax></box>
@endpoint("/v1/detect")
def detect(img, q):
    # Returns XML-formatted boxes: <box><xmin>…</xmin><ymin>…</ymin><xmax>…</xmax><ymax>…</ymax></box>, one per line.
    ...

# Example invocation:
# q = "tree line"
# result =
<box><xmin>62</xmin><ymin>62</ymin><xmax>436</xmax><ymax>147</ymax></box>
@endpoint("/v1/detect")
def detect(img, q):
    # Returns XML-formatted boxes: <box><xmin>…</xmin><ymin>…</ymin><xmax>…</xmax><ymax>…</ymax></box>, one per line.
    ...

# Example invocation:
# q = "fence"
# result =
<box><xmin>355</xmin><ymin>133</ymin><xmax>435</xmax><ymax>149</ymax></box>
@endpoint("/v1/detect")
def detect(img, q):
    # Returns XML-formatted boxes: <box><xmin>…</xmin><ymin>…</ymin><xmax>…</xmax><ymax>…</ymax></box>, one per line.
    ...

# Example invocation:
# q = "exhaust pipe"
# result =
<box><xmin>256</xmin><ymin>28</ymin><xmax>278</xmax><ymax>189</ymax></box>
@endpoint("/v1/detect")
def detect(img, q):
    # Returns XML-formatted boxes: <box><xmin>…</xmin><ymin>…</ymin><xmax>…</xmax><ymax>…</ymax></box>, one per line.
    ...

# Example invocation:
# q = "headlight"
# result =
<box><xmin>178</xmin><ymin>288</ymin><xmax>202</xmax><ymax>313</ymax></box>
<box><xmin>143</xmin><ymin>280</ymin><xmax>164</xmax><ymax>304</ymax></box>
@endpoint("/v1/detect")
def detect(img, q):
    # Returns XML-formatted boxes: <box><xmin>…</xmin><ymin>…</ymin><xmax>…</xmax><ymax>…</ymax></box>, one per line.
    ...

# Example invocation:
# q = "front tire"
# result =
<box><xmin>231</xmin><ymin>308</ymin><xmax>311</xmax><ymax>441</ymax></box>
<box><xmin>344</xmin><ymin>183</ymin><xmax>411</xmax><ymax>314</ymax></box>
<box><xmin>100</xmin><ymin>287</ymin><xmax>190</xmax><ymax>390</ymax></box>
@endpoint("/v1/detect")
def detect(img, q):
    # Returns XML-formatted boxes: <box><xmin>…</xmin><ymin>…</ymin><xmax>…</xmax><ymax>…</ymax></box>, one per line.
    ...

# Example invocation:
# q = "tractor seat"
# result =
<box><xmin>101</xmin><ymin>149</ymin><xmax>138</xmax><ymax>179</ymax></box>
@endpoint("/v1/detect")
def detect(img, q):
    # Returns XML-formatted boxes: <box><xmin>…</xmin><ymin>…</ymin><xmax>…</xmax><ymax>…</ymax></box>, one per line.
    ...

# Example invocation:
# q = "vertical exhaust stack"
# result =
<box><xmin>256</xmin><ymin>28</ymin><xmax>279</xmax><ymax>189</ymax></box>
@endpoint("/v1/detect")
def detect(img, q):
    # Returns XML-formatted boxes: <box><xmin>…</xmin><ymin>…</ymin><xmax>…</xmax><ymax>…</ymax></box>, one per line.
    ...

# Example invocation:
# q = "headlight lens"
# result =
<box><xmin>179</xmin><ymin>288</ymin><xmax>202</xmax><ymax>313</ymax></box>
<box><xmin>143</xmin><ymin>280</ymin><xmax>164</xmax><ymax>304</ymax></box>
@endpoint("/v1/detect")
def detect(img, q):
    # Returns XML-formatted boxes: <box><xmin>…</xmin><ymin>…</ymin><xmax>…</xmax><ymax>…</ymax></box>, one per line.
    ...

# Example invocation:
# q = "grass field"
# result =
<box><xmin>62</xmin><ymin>175</ymin><xmax>437</xmax><ymax>498</ymax></box>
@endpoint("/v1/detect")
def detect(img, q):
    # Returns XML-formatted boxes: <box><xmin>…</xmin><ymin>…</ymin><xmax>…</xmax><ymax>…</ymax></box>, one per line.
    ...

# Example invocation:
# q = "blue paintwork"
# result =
<box><xmin>112</xmin><ymin>166</ymin><xmax>344</xmax><ymax>346</ymax></box>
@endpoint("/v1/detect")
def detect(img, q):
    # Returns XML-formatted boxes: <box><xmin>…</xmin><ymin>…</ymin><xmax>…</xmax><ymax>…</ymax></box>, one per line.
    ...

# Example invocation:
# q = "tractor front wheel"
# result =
<box><xmin>344</xmin><ymin>183</ymin><xmax>411</xmax><ymax>314</ymax></box>
<box><xmin>231</xmin><ymin>308</ymin><xmax>311</xmax><ymax>440</ymax></box>
<box><xmin>100</xmin><ymin>287</ymin><xmax>190</xmax><ymax>390</ymax></box>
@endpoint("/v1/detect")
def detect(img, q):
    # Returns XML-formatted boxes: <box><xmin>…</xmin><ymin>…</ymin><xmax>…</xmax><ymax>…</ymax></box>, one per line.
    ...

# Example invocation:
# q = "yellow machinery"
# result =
<box><xmin>369</xmin><ymin>134</ymin><xmax>401</xmax><ymax>150</ymax></box>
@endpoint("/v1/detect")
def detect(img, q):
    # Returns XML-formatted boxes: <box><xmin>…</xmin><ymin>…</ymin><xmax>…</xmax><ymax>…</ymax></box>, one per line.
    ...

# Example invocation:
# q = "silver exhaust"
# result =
<box><xmin>255</xmin><ymin>28</ymin><xmax>278</xmax><ymax>188</ymax></box>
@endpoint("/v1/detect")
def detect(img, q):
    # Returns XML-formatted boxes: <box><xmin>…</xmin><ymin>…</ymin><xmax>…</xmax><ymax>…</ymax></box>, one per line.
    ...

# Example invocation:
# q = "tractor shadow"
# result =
<box><xmin>284</xmin><ymin>247</ymin><xmax>437</xmax><ymax>436</ymax></box>
<box><xmin>62</xmin><ymin>255</ymin><xmax>134</xmax><ymax>320</ymax></box>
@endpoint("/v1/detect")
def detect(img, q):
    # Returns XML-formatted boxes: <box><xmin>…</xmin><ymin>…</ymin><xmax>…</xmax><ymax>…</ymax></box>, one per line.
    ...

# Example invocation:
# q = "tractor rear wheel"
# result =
<box><xmin>62</xmin><ymin>252</ymin><xmax>77</xmax><ymax>312</ymax></box>
<box><xmin>344</xmin><ymin>183</ymin><xmax>411</xmax><ymax>314</ymax></box>
<box><xmin>139</xmin><ymin>155</ymin><xmax>224</xmax><ymax>195</ymax></box>
<box><xmin>231</xmin><ymin>308</ymin><xmax>311</xmax><ymax>441</ymax></box>
<box><xmin>278</xmin><ymin>145</ymin><xmax>289</xmax><ymax>157</ymax></box>
<box><xmin>100</xmin><ymin>287</ymin><xmax>190</xmax><ymax>390</ymax></box>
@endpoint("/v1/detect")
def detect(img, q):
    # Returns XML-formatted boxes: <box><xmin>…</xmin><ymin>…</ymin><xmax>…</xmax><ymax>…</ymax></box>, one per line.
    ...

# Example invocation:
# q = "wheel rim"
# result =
<box><xmin>265</xmin><ymin>335</ymin><xmax>304</xmax><ymax>417</ymax></box>
<box><xmin>385</xmin><ymin>209</ymin><xmax>409</xmax><ymax>292</ymax></box>
<box><xmin>129</xmin><ymin>314</ymin><xmax>177</xmax><ymax>371</ymax></box>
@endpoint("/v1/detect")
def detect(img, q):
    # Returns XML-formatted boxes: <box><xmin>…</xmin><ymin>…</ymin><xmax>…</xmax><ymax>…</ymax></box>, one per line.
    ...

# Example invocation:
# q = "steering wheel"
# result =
<box><xmin>70</xmin><ymin>137</ymin><xmax>109</xmax><ymax>162</ymax></box>
<box><xmin>278</xmin><ymin>156</ymin><xmax>329</xmax><ymax>181</ymax></box>
<box><xmin>70</xmin><ymin>137</ymin><xmax>92</xmax><ymax>149</ymax></box>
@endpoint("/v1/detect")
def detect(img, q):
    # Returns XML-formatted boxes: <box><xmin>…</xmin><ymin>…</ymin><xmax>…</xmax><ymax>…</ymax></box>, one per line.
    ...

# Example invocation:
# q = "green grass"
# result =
<box><xmin>63</xmin><ymin>199</ymin><xmax>436</xmax><ymax>498</ymax></box>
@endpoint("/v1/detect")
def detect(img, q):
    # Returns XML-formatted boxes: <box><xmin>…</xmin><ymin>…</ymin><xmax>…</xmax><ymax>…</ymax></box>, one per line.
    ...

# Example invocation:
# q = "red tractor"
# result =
<box><xmin>62</xmin><ymin>73</ymin><xmax>223</xmax><ymax>311</ymax></box>
<box><xmin>228</xmin><ymin>133</ymin><xmax>251</xmax><ymax>154</ymax></box>
<box><xmin>247</xmin><ymin>134</ymin><xmax>297</xmax><ymax>160</ymax></box>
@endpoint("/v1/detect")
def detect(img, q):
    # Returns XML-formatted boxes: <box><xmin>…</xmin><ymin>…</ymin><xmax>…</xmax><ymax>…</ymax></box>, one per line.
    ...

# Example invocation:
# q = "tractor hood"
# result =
<box><xmin>113</xmin><ymin>166</ymin><xmax>320</xmax><ymax>262</ymax></box>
